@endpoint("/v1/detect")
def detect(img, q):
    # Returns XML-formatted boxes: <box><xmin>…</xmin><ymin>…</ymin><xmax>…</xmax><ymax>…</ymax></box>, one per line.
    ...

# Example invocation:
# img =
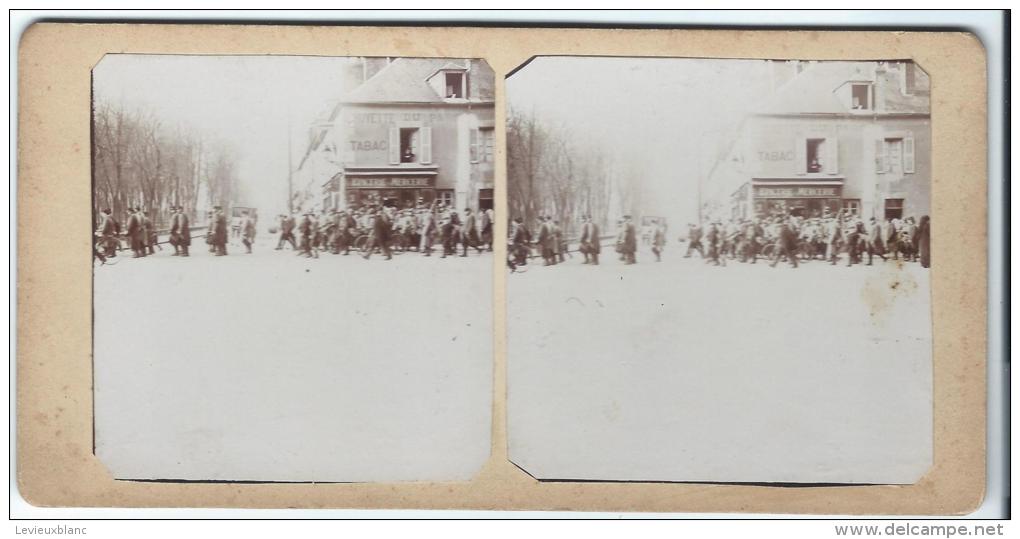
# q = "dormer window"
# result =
<box><xmin>851</xmin><ymin>83</ymin><xmax>871</xmax><ymax>110</ymax></box>
<box><xmin>445</xmin><ymin>72</ymin><xmax>465</xmax><ymax>98</ymax></box>
<box><xmin>427</xmin><ymin>65</ymin><xmax>469</xmax><ymax>100</ymax></box>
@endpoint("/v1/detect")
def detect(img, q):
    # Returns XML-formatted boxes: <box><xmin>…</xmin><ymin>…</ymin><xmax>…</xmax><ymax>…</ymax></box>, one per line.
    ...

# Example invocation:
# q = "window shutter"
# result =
<box><xmin>875</xmin><ymin>139</ymin><xmax>886</xmax><ymax>174</ymax></box>
<box><xmin>420</xmin><ymin>126</ymin><xmax>432</xmax><ymax>164</ymax></box>
<box><xmin>388</xmin><ymin>127</ymin><xmax>400</xmax><ymax>165</ymax></box>
<box><xmin>469</xmin><ymin>128</ymin><xmax>479</xmax><ymax>163</ymax></box>
<box><xmin>795</xmin><ymin>136</ymin><xmax>806</xmax><ymax>175</ymax></box>
<box><xmin>903</xmin><ymin>133</ymin><xmax>915</xmax><ymax>174</ymax></box>
<box><xmin>826</xmin><ymin>136</ymin><xmax>839</xmax><ymax>174</ymax></box>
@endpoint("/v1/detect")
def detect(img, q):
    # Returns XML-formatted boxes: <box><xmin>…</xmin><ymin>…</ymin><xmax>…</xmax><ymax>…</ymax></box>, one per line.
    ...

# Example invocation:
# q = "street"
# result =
<box><xmin>507</xmin><ymin>242</ymin><xmax>932</xmax><ymax>484</ymax></box>
<box><xmin>93</xmin><ymin>234</ymin><xmax>494</xmax><ymax>482</ymax></box>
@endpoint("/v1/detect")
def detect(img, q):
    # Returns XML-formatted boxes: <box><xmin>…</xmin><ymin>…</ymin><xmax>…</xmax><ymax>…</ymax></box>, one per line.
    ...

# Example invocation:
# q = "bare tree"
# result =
<box><xmin>92</xmin><ymin>102</ymin><xmax>240</xmax><ymax>230</ymax></box>
<box><xmin>507</xmin><ymin>108</ymin><xmax>616</xmax><ymax>237</ymax></box>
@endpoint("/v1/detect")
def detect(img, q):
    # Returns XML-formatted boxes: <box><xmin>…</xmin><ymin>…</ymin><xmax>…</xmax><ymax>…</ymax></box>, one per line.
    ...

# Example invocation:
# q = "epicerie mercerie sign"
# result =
<box><xmin>346</xmin><ymin>177</ymin><xmax>435</xmax><ymax>189</ymax></box>
<box><xmin>754</xmin><ymin>185</ymin><xmax>841</xmax><ymax>199</ymax></box>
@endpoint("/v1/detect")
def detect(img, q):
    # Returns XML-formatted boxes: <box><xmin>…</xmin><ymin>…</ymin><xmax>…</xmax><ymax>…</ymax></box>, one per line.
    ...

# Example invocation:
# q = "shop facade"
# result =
<box><xmin>715</xmin><ymin>61</ymin><xmax>930</xmax><ymax>222</ymax></box>
<box><xmin>298</xmin><ymin>58</ymin><xmax>495</xmax><ymax>213</ymax></box>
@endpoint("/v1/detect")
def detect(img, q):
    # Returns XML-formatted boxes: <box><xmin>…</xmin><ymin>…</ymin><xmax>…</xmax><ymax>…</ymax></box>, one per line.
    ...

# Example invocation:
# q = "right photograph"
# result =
<box><xmin>505</xmin><ymin>57</ymin><xmax>932</xmax><ymax>484</ymax></box>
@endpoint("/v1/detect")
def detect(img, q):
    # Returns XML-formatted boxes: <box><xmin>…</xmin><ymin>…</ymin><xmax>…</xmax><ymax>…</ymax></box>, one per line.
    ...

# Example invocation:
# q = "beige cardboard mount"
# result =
<box><xmin>16</xmin><ymin>23</ymin><xmax>987</xmax><ymax>514</ymax></box>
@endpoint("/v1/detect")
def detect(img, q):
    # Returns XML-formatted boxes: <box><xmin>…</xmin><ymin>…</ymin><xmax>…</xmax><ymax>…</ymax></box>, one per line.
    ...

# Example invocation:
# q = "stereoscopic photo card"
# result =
<box><xmin>16</xmin><ymin>24</ymin><xmax>986</xmax><ymax>513</ymax></box>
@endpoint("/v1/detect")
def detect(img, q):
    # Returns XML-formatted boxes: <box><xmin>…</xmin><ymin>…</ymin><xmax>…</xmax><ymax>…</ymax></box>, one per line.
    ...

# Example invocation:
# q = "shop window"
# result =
<box><xmin>436</xmin><ymin>189</ymin><xmax>455</xmax><ymax>207</ymax></box>
<box><xmin>851</xmin><ymin>83</ymin><xmax>871</xmax><ymax>110</ymax></box>
<box><xmin>884</xmin><ymin>198</ymin><xmax>904</xmax><ymax>220</ymax></box>
<box><xmin>843</xmin><ymin>199</ymin><xmax>861</xmax><ymax>216</ymax></box>
<box><xmin>445</xmin><ymin>72</ymin><xmax>465</xmax><ymax>98</ymax></box>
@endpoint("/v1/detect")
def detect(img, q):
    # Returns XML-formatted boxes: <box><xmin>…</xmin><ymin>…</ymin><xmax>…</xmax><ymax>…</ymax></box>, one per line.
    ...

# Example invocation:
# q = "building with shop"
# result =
<box><xmin>705</xmin><ymin>60</ymin><xmax>930</xmax><ymax>222</ymax></box>
<box><xmin>296</xmin><ymin>57</ymin><xmax>495</xmax><ymax>213</ymax></box>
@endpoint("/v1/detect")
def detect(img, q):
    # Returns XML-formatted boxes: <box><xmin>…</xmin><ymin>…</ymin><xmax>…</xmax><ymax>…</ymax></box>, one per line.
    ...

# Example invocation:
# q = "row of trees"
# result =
<box><xmin>506</xmin><ymin>108</ymin><xmax>646</xmax><ymax>237</ymax></box>
<box><xmin>92</xmin><ymin>103</ymin><xmax>241</xmax><ymax>229</ymax></box>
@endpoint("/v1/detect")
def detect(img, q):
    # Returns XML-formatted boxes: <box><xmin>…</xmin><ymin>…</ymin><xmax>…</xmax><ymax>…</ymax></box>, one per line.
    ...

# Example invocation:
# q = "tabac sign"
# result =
<box><xmin>346</xmin><ymin>176</ymin><xmax>435</xmax><ymax>189</ymax></box>
<box><xmin>753</xmin><ymin>185</ymin><xmax>841</xmax><ymax>199</ymax></box>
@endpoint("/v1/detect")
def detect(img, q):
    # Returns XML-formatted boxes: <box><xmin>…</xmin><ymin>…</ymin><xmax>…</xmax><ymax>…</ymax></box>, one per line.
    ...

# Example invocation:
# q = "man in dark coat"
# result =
<box><xmin>276</xmin><ymin>213</ymin><xmax>297</xmax><ymax>250</ymax></box>
<box><xmin>510</xmin><ymin>217</ymin><xmax>530</xmax><ymax>267</ymax></box>
<box><xmin>212</xmin><ymin>206</ymin><xmax>229</xmax><ymax>256</ymax></box>
<box><xmin>622</xmin><ymin>215</ymin><xmax>637</xmax><ymax>265</ymax></box>
<box><xmin>363</xmin><ymin>207</ymin><xmax>393</xmax><ymax>260</ymax></box>
<box><xmin>125</xmin><ymin>207</ymin><xmax>144</xmax><ymax>258</ymax></box>
<box><xmin>536</xmin><ymin>216</ymin><xmax>555</xmax><ymax>266</ymax></box>
<box><xmin>480</xmin><ymin>209</ymin><xmax>493</xmax><ymax>251</ymax></box>
<box><xmin>297</xmin><ymin>211</ymin><xmax>313</xmax><ymax>257</ymax></box>
<box><xmin>579</xmin><ymin>214</ymin><xmax>600</xmax><ymax>265</ymax></box>
<box><xmin>95</xmin><ymin>208</ymin><xmax>119</xmax><ymax>259</ymax></box>
<box><xmin>865</xmin><ymin>217</ymin><xmax>886</xmax><ymax>265</ymax></box>
<box><xmin>169</xmin><ymin>205</ymin><xmax>192</xmax><ymax>256</ymax></box>
<box><xmin>917</xmin><ymin>215</ymin><xmax>931</xmax><ymax>268</ymax></box>
<box><xmin>769</xmin><ymin>218</ymin><xmax>799</xmax><ymax>268</ymax></box>
<box><xmin>461</xmin><ymin>208</ymin><xmax>481</xmax><ymax>257</ymax></box>
<box><xmin>141</xmin><ymin>210</ymin><xmax>155</xmax><ymax>255</ymax></box>
<box><xmin>684</xmin><ymin>223</ymin><xmax>704</xmax><ymax>259</ymax></box>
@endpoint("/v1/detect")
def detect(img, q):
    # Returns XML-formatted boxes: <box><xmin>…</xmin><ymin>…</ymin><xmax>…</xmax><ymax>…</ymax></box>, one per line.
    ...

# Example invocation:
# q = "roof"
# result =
<box><xmin>342</xmin><ymin>58</ymin><xmax>470</xmax><ymax>104</ymax></box>
<box><xmin>756</xmin><ymin>62</ymin><xmax>865</xmax><ymax>115</ymax></box>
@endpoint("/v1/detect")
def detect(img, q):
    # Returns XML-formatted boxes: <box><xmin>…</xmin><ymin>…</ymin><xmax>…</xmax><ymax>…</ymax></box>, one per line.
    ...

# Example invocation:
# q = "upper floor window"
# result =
<box><xmin>876</xmin><ymin>134</ymin><xmax>915</xmax><ymax>175</ymax></box>
<box><xmin>445</xmin><ymin>72</ymin><xmax>465</xmax><ymax>98</ymax></box>
<box><xmin>851</xmin><ymin>83</ymin><xmax>871</xmax><ymax>110</ymax></box>
<box><xmin>470</xmin><ymin>127</ymin><xmax>495</xmax><ymax>163</ymax></box>
<box><xmin>796</xmin><ymin>135</ymin><xmax>839</xmax><ymax>175</ymax></box>
<box><xmin>389</xmin><ymin>126</ymin><xmax>432</xmax><ymax>165</ymax></box>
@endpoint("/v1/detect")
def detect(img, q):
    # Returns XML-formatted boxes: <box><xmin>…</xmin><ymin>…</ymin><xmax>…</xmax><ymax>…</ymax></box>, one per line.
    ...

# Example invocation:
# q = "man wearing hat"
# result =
<box><xmin>510</xmin><ymin>216</ymin><xmax>530</xmax><ymax>267</ymax></box>
<box><xmin>579</xmin><ymin>214</ymin><xmax>600</xmax><ymax>265</ymax></box>
<box><xmin>418</xmin><ymin>203</ymin><xmax>437</xmax><ymax>256</ymax></box>
<box><xmin>461</xmin><ymin>207</ymin><xmax>480</xmax><ymax>257</ymax></box>
<box><xmin>622</xmin><ymin>215</ymin><xmax>638</xmax><ymax>265</ymax></box>
<box><xmin>536</xmin><ymin>216</ymin><xmax>555</xmax><ymax>266</ymax></box>
<box><xmin>239</xmin><ymin>210</ymin><xmax>257</xmax><ymax>254</ymax></box>
<box><xmin>684</xmin><ymin>223</ymin><xmax>704</xmax><ymax>259</ymax></box>
<box><xmin>211</xmin><ymin>205</ymin><xmax>229</xmax><ymax>256</ymax></box>
<box><xmin>651</xmin><ymin>218</ymin><xmax>666</xmax><ymax>262</ymax></box>
<box><xmin>274</xmin><ymin>213</ymin><xmax>296</xmax><ymax>251</ymax></box>
<box><xmin>140</xmin><ymin>209</ymin><xmax>156</xmax><ymax>255</ymax></box>
<box><xmin>297</xmin><ymin>211</ymin><xmax>313</xmax><ymax>257</ymax></box>
<box><xmin>705</xmin><ymin>221</ymin><xmax>724</xmax><ymax>266</ymax></box>
<box><xmin>169</xmin><ymin>205</ymin><xmax>191</xmax><ymax>256</ymax></box>
<box><xmin>769</xmin><ymin>217</ymin><xmax>799</xmax><ymax>268</ymax></box>
<box><xmin>94</xmin><ymin>207</ymin><xmax>120</xmax><ymax>259</ymax></box>
<box><xmin>125</xmin><ymin>207</ymin><xmax>144</xmax><ymax>258</ymax></box>
<box><xmin>363</xmin><ymin>206</ymin><xmax>393</xmax><ymax>260</ymax></box>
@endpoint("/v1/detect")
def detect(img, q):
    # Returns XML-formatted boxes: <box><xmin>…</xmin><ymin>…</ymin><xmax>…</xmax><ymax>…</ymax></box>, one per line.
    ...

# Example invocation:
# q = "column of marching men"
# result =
<box><xmin>93</xmin><ymin>202</ymin><xmax>495</xmax><ymax>263</ymax></box>
<box><xmin>507</xmin><ymin>209</ymin><xmax>931</xmax><ymax>271</ymax></box>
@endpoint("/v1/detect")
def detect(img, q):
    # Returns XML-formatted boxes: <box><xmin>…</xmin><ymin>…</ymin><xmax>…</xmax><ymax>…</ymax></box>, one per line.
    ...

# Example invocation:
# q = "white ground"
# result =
<box><xmin>93</xmin><ymin>235</ymin><xmax>493</xmax><ymax>482</ymax></box>
<box><xmin>507</xmin><ymin>244</ymin><xmax>932</xmax><ymax>484</ymax></box>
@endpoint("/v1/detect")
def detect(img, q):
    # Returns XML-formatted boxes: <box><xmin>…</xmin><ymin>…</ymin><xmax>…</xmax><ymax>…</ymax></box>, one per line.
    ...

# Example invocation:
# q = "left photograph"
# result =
<box><xmin>91</xmin><ymin>55</ymin><xmax>496</xmax><ymax>481</ymax></box>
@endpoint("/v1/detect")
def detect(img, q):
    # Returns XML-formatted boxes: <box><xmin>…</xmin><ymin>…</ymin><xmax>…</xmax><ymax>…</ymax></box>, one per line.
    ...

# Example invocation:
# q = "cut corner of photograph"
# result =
<box><xmin>505</xmin><ymin>56</ymin><xmax>933</xmax><ymax>485</ymax></box>
<box><xmin>90</xmin><ymin>54</ymin><xmax>496</xmax><ymax>482</ymax></box>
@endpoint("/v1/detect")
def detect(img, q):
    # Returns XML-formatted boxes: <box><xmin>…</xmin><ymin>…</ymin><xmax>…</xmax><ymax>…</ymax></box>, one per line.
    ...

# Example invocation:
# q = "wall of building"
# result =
<box><xmin>332</xmin><ymin>102</ymin><xmax>495</xmax><ymax>209</ymax></box>
<box><xmin>740</xmin><ymin>114</ymin><xmax>930</xmax><ymax>219</ymax></box>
